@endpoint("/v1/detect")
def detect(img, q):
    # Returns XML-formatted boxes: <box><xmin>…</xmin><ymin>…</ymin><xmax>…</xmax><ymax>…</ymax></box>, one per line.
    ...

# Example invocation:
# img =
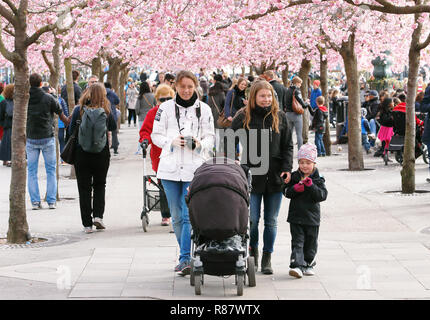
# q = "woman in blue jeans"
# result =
<box><xmin>151</xmin><ymin>70</ymin><xmax>215</xmax><ymax>275</ymax></box>
<box><xmin>231</xmin><ymin>80</ymin><xmax>294</xmax><ymax>274</ymax></box>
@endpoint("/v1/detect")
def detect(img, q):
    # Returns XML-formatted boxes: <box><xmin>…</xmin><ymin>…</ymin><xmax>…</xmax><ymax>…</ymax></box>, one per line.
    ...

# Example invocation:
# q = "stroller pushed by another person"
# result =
<box><xmin>185</xmin><ymin>158</ymin><xmax>256</xmax><ymax>296</ymax></box>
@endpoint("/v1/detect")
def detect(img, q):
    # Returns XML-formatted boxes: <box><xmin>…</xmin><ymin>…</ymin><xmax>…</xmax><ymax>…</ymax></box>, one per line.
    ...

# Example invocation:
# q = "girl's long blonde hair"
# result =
<box><xmin>78</xmin><ymin>83</ymin><xmax>111</xmax><ymax>115</ymax></box>
<box><xmin>243</xmin><ymin>80</ymin><xmax>280</xmax><ymax>133</ymax></box>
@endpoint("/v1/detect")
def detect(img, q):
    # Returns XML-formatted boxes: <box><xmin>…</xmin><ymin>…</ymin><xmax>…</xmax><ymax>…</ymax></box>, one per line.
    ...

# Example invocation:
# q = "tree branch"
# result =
<box><xmin>344</xmin><ymin>0</ymin><xmax>430</xmax><ymax>14</ymax></box>
<box><xmin>0</xmin><ymin>20</ymin><xmax>19</xmax><ymax>62</ymax></box>
<box><xmin>2</xmin><ymin>0</ymin><xmax>17</xmax><ymax>15</ymax></box>
<box><xmin>0</xmin><ymin>3</ymin><xmax>16</xmax><ymax>26</ymax></box>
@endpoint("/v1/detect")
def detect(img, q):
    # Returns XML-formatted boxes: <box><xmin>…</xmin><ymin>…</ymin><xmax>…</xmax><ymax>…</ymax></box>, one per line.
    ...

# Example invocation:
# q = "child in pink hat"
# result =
<box><xmin>283</xmin><ymin>143</ymin><xmax>328</xmax><ymax>278</ymax></box>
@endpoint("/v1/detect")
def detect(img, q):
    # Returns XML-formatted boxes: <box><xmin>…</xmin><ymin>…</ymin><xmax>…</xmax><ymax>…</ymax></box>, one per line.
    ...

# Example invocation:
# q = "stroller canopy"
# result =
<box><xmin>187</xmin><ymin>158</ymin><xmax>250</xmax><ymax>241</ymax></box>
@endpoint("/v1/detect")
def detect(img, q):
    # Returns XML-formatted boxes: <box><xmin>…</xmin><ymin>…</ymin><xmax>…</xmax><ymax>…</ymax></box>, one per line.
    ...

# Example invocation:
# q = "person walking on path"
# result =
<box><xmin>104</xmin><ymin>82</ymin><xmax>120</xmax><ymax>155</ymax></box>
<box><xmin>376</xmin><ymin>97</ymin><xmax>394</xmax><ymax>161</ymax></box>
<box><xmin>309</xmin><ymin>96</ymin><xmax>328</xmax><ymax>157</ymax></box>
<box><xmin>283</xmin><ymin>143</ymin><xmax>328</xmax><ymax>278</ymax></box>
<box><xmin>139</xmin><ymin>84</ymin><xmax>175</xmax><ymax>226</ymax></box>
<box><xmin>126</xmin><ymin>81</ymin><xmax>139</xmax><ymax>127</ymax></box>
<box><xmin>310</xmin><ymin>80</ymin><xmax>322</xmax><ymax>111</ymax></box>
<box><xmin>136</xmin><ymin>81</ymin><xmax>157</xmax><ymax>129</ymax></box>
<box><xmin>0</xmin><ymin>83</ymin><xmax>4</xmax><ymax>143</ymax></box>
<box><xmin>416</xmin><ymin>86</ymin><xmax>430</xmax><ymax>182</ymax></box>
<box><xmin>68</xmin><ymin>83</ymin><xmax>117</xmax><ymax>234</ymax></box>
<box><xmin>224</xmin><ymin>77</ymin><xmax>248</xmax><ymax>122</ymax></box>
<box><xmin>231</xmin><ymin>80</ymin><xmax>294</xmax><ymax>275</ymax></box>
<box><xmin>0</xmin><ymin>84</ymin><xmax>14</xmax><ymax>167</ymax></box>
<box><xmin>151</xmin><ymin>70</ymin><xmax>215</xmax><ymax>275</ymax></box>
<box><xmin>61</xmin><ymin>70</ymin><xmax>82</xmax><ymax>108</ymax></box>
<box><xmin>285</xmin><ymin>76</ymin><xmax>310</xmax><ymax>151</ymax></box>
<box><xmin>27</xmin><ymin>73</ymin><xmax>70</xmax><ymax>210</ymax></box>
<box><xmin>264</xmin><ymin>70</ymin><xmax>287</xmax><ymax>112</ymax></box>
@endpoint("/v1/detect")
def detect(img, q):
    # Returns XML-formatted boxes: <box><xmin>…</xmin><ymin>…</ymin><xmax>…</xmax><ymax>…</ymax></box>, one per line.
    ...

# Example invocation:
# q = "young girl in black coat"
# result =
<box><xmin>283</xmin><ymin>143</ymin><xmax>328</xmax><ymax>278</ymax></box>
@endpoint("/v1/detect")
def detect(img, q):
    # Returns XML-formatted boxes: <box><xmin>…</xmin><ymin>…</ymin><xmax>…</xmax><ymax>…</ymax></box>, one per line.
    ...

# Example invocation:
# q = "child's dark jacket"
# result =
<box><xmin>283</xmin><ymin>168</ymin><xmax>327</xmax><ymax>226</ymax></box>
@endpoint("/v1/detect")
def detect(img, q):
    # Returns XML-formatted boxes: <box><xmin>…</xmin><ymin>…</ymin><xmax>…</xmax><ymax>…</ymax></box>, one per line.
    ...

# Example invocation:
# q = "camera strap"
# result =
<box><xmin>174</xmin><ymin>99</ymin><xmax>201</xmax><ymax>137</ymax></box>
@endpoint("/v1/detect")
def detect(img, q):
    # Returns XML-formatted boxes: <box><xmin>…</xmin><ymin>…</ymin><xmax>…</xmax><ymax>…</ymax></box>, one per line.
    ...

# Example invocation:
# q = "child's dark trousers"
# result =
<box><xmin>289</xmin><ymin>223</ymin><xmax>319</xmax><ymax>270</ymax></box>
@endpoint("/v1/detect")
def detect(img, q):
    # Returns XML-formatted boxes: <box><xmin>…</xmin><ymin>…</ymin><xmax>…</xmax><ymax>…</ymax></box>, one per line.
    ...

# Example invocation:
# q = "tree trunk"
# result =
<box><xmin>7</xmin><ymin>41</ymin><xmax>30</xmax><ymax>244</ymax></box>
<box><xmin>281</xmin><ymin>62</ymin><xmax>289</xmax><ymax>87</ymax></box>
<box><xmin>107</xmin><ymin>57</ymin><xmax>121</xmax><ymax>94</ymax></box>
<box><xmin>401</xmin><ymin>15</ymin><xmax>422</xmax><ymax>194</ymax></box>
<box><xmin>119</xmin><ymin>65</ymin><xmax>129</xmax><ymax>124</ymax></box>
<box><xmin>298</xmin><ymin>59</ymin><xmax>311</xmax><ymax>144</ymax></box>
<box><xmin>64</xmin><ymin>57</ymin><xmax>76</xmax><ymax>179</ymax></box>
<box><xmin>91</xmin><ymin>56</ymin><xmax>101</xmax><ymax>79</ymax></box>
<box><xmin>320</xmin><ymin>48</ymin><xmax>332</xmax><ymax>156</ymax></box>
<box><xmin>340</xmin><ymin>33</ymin><xmax>364</xmax><ymax>170</ymax></box>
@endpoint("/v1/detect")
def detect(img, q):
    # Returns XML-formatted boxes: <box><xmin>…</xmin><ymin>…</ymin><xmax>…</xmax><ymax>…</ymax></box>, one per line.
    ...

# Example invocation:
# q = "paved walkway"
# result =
<box><xmin>1</xmin><ymin>126</ymin><xmax>430</xmax><ymax>300</ymax></box>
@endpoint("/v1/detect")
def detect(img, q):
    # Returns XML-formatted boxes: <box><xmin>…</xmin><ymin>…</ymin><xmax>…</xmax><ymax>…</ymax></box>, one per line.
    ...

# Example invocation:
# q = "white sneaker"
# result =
<box><xmin>48</xmin><ymin>203</ymin><xmax>56</xmax><ymax>209</ymax></box>
<box><xmin>289</xmin><ymin>268</ymin><xmax>303</xmax><ymax>278</ymax></box>
<box><xmin>84</xmin><ymin>227</ymin><xmax>93</xmax><ymax>234</ymax></box>
<box><xmin>93</xmin><ymin>218</ymin><xmax>106</xmax><ymax>230</ymax></box>
<box><xmin>303</xmin><ymin>267</ymin><xmax>315</xmax><ymax>276</ymax></box>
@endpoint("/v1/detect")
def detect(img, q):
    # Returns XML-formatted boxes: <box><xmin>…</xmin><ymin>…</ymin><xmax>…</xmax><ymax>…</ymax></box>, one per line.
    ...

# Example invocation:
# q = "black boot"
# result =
<box><xmin>249</xmin><ymin>247</ymin><xmax>259</xmax><ymax>272</ymax></box>
<box><xmin>261</xmin><ymin>251</ymin><xmax>273</xmax><ymax>275</ymax></box>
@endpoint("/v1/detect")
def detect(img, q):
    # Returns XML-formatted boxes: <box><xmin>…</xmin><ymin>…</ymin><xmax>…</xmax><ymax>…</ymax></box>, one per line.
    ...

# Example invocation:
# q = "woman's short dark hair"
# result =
<box><xmin>139</xmin><ymin>81</ymin><xmax>151</xmax><ymax>97</ymax></box>
<box><xmin>29</xmin><ymin>73</ymin><xmax>42</xmax><ymax>87</ymax></box>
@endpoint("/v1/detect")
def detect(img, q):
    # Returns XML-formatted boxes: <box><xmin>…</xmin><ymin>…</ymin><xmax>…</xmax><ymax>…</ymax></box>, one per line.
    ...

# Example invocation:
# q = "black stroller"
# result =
<box><xmin>140</xmin><ymin>142</ymin><xmax>170</xmax><ymax>232</ymax></box>
<box><xmin>186</xmin><ymin>158</ymin><xmax>256</xmax><ymax>296</ymax></box>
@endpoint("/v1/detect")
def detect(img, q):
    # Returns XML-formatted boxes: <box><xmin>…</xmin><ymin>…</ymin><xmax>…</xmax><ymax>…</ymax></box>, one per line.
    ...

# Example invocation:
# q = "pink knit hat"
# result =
<box><xmin>297</xmin><ymin>143</ymin><xmax>317</xmax><ymax>163</ymax></box>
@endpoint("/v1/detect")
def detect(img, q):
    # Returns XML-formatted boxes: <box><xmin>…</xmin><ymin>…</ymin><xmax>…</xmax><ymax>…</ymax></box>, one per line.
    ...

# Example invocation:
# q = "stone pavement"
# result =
<box><xmin>1</xmin><ymin>126</ymin><xmax>430</xmax><ymax>300</ymax></box>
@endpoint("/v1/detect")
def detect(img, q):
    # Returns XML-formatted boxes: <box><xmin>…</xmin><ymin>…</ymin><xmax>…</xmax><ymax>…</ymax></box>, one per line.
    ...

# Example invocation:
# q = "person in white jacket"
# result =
<box><xmin>151</xmin><ymin>70</ymin><xmax>215</xmax><ymax>275</ymax></box>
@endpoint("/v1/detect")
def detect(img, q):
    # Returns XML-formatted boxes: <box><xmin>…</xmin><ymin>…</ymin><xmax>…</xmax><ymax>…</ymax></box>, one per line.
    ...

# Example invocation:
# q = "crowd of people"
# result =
<box><xmin>1</xmin><ymin>66</ymin><xmax>430</xmax><ymax>281</ymax></box>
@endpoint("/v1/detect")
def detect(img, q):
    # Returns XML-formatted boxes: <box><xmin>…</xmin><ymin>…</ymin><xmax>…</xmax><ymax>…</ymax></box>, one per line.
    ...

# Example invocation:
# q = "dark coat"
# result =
<box><xmin>27</xmin><ymin>87</ymin><xmax>63</xmax><ymax>140</ymax></box>
<box><xmin>283</xmin><ymin>168</ymin><xmax>327</xmax><ymax>226</ymax></box>
<box><xmin>269</xmin><ymin>80</ymin><xmax>287</xmax><ymax>111</ymax></box>
<box><xmin>207</xmin><ymin>82</ymin><xmax>226</xmax><ymax>129</ymax></box>
<box><xmin>366</xmin><ymin>97</ymin><xmax>380</xmax><ymax>121</ymax></box>
<box><xmin>285</xmin><ymin>85</ymin><xmax>309</xmax><ymax>113</ymax></box>
<box><xmin>231</xmin><ymin>106</ymin><xmax>294</xmax><ymax>194</ymax></box>
<box><xmin>419</xmin><ymin>87</ymin><xmax>430</xmax><ymax>145</ymax></box>
<box><xmin>309</xmin><ymin>105</ymin><xmax>328</xmax><ymax>133</ymax></box>
<box><xmin>225</xmin><ymin>86</ymin><xmax>246</xmax><ymax>118</ymax></box>
<box><xmin>61</xmin><ymin>82</ymin><xmax>82</xmax><ymax>107</ymax></box>
<box><xmin>106</xmin><ymin>88</ymin><xmax>120</xmax><ymax>121</ymax></box>
<box><xmin>0</xmin><ymin>99</ymin><xmax>13</xmax><ymax>129</ymax></box>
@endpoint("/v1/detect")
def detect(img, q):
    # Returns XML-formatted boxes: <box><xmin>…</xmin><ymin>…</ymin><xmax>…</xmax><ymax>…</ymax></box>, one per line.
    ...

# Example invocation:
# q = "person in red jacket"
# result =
<box><xmin>139</xmin><ymin>84</ymin><xmax>175</xmax><ymax>226</ymax></box>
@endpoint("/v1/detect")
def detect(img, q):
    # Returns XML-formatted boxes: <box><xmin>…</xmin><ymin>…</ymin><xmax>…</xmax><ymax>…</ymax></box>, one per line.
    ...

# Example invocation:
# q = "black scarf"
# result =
<box><xmin>175</xmin><ymin>92</ymin><xmax>198</xmax><ymax>108</ymax></box>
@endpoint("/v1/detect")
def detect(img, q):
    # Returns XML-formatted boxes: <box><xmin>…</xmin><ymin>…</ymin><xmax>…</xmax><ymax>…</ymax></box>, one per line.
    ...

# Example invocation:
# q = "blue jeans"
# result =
<box><xmin>369</xmin><ymin>119</ymin><xmax>377</xmax><ymax>147</ymax></box>
<box><xmin>249</xmin><ymin>192</ymin><xmax>283</xmax><ymax>253</ymax></box>
<box><xmin>26</xmin><ymin>137</ymin><xmax>57</xmax><ymax>205</ymax></box>
<box><xmin>161</xmin><ymin>179</ymin><xmax>191</xmax><ymax>263</ymax></box>
<box><xmin>58</xmin><ymin>128</ymin><xmax>66</xmax><ymax>154</ymax></box>
<box><xmin>314</xmin><ymin>132</ymin><xmax>326</xmax><ymax>156</ymax></box>
<box><xmin>362</xmin><ymin>133</ymin><xmax>370</xmax><ymax>151</ymax></box>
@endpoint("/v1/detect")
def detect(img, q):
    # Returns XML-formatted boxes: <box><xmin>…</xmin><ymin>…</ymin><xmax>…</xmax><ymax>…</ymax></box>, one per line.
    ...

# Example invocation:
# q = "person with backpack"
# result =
<box><xmin>151</xmin><ymin>70</ymin><xmax>215</xmax><ymax>275</ymax></box>
<box><xmin>68</xmin><ymin>83</ymin><xmax>117</xmax><ymax>233</ymax></box>
<box><xmin>0</xmin><ymin>84</ymin><xmax>14</xmax><ymax>167</ymax></box>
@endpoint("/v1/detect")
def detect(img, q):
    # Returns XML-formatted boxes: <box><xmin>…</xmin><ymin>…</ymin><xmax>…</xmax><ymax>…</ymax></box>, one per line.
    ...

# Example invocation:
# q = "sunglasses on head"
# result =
<box><xmin>159</xmin><ymin>97</ymin><xmax>172</xmax><ymax>102</ymax></box>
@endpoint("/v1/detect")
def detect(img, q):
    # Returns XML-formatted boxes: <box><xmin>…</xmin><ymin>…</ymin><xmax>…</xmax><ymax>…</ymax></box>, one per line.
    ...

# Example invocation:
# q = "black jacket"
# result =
<box><xmin>207</xmin><ymin>82</ymin><xmax>226</xmax><ymax>129</ymax></box>
<box><xmin>283</xmin><ymin>168</ymin><xmax>327</xmax><ymax>226</ymax></box>
<box><xmin>366</xmin><ymin>98</ymin><xmax>379</xmax><ymax>121</ymax></box>
<box><xmin>309</xmin><ymin>105</ymin><xmax>329</xmax><ymax>133</ymax></box>
<box><xmin>231</xmin><ymin>106</ymin><xmax>294</xmax><ymax>193</ymax></box>
<box><xmin>285</xmin><ymin>85</ymin><xmax>309</xmax><ymax>113</ymax></box>
<box><xmin>269</xmin><ymin>80</ymin><xmax>287</xmax><ymax>111</ymax></box>
<box><xmin>27</xmin><ymin>87</ymin><xmax>63</xmax><ymax>140</ymax></box>
<box><xmin>378</xmin><ymin>110</ymin><xmax>394</xmax><ymax>127</ymax></box>
<box><xmin>61</xmin><ymin>82</ymin><xmax>82</xmax><ymax>107</ymax></box>
<box><xmin>0</xmin><ymin>99</ymin><xmax>13</xmax><ymax>129</ymax></box>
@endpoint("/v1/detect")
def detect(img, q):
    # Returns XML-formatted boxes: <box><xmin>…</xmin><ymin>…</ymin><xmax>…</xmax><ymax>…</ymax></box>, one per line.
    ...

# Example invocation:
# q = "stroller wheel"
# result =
<box><xmin>236</xmin><ymin>274</ymin><xmax>244</xmax><ymax>296</ymax></box>
<box><xmin>194</xmin><ymin>273</ymin><xmax>202</xmax><ymax>295</ymax></box>
<box><xmin>190</xmin><ymin>260</ymin><xmax>195</xmax><ymax>286</ymax></box>
<box><xmin>395</xmin><ymin>151</ymin><xmax>403</xmax><ymax>164</ymax></box>
<box><xmin>141</xmin><ymin>213</ymin><xmax>149</xmax><ymax>232</ymax></box>
<box><xmin>246</xmin><ymin>256</ymin><xmax>256</xmax><ymax>287</ymax></box>
<box><xmin>422</xmin><ymin>145</ymin><xmax>429</xmax><ymax>164</ymax></box>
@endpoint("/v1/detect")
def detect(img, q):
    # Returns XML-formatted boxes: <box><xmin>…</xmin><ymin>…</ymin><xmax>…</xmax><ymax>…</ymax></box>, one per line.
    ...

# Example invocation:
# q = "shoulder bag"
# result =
<box><xmin>60</xmin><ymin>118</ymin><xmax>81</xmax><ymax>165</ymax></box>
<box><xmin>213</xmin><ymin>92</ymin><xmax>234</xmax><ymax>128</ymax></box>
<box><xmin>292</xmin><ymin>88</ymin><xmax>304</xmax><ymax>115</ymax></box>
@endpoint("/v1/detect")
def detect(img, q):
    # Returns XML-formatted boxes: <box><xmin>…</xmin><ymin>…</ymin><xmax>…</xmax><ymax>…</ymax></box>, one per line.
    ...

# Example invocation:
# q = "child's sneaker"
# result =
<box><xmin>303</xmin><ymin>266</ymin><xmax>315</xmax><ymax>276</ymax></box>
<box><xmin>161</xmin><ymin>218</ymin><xmax>170</xmax><ymax>226</ymax></box>
<box><xmin>289</xmin><ymin>267</ymin><xmax>303</xmax><ymax>278</ymax></box>
<box><xmin>177</xmin><ymin>260</ymin><xmax>191</xmax><ymax>276</ymax></box>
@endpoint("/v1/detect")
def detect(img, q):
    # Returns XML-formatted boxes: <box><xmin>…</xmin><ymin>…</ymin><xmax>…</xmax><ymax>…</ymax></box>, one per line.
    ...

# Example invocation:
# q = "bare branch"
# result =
<box><xmin>2</xmin><ymin>0</ymin><xmax>17</xmax><ymax>14</ymax></box>
<box><xmin>0</xmin><ymin>20</ymin><xmax>19</xmax><ymax>62</ymax></box>
<box><xmin>0</xmin><ymin>3</ymin><xmax>16</xmax><ymax>26</ymax></box>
